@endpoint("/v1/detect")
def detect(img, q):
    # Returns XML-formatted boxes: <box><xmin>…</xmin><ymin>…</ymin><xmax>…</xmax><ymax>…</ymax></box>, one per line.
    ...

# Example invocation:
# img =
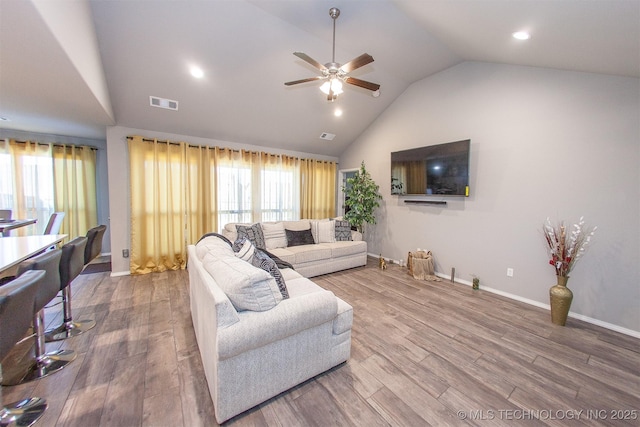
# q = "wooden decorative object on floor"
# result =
<box><xmin>378</xmin><ymin>254</ymin><xmax>387</xmax><ymax>270</ymax></box>
<box><xmin>407</xmin><ymin>250</ymin><xmax>440</xmax><ymax>281</ymax></box>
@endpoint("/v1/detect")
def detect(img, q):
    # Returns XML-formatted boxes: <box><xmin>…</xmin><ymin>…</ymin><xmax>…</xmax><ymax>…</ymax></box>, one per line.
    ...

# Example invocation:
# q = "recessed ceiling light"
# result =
<box><xmin>190</xmin><ymin>66</ymin><xmax>204</xmax><ymax>78</ymax></box>
<box><xmin>334</xmin><ymin>109</ymin><xmax>343</xmax><ymax>117</ymax></box>
<box><xmin>512</xmin><ymin>31</ymin><xmax>531</xmax><ymax>40</ymax></box>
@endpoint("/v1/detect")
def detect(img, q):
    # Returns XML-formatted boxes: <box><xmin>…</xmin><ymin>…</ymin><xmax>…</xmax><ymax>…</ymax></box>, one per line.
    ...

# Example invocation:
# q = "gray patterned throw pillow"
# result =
<box><xmin>232</xmin><ymin>236</ymin><xmax>288</xmax><ymax>299</ymax></box>
<box><xmin>334</xmin><ymin>220</ymin><xmax>352</xmax><ymax>241</ymax></box>
<box><xmin>252</xmin><ymin>249</ymin><xmax>289</xmax><ymax>299</ymax></box>
<box><xmin>236</xmin><ymin>223</ymin><xmax>266</xmax><ymax>250</ymax></box>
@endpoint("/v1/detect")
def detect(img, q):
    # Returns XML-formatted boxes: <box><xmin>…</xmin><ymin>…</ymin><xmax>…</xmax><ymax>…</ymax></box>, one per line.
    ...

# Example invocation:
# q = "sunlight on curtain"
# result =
<box><xmin>216</xmin><ymin>148</ymin><xmax>255</xmax><ymax>226</ymax></box>
<box><xmin>300</xmin><ymin>159</ymin><xmax>336</xmax><ymax>219</ymax></box>
<box><xmin>52</xmin><ymin>145</ymin><xmax>98</xmax><ymax>238</ymax></box>
<box><xmin>129</xmin><ymin>136</ymin><xmax>186</xmax><ymax>274</ymax></box>
<box><xmin>216</xmin><ymin>150</ymin><xmax>301</xmax><ymax>226</ymax></box>
<box><xmin>0</xmin><ymin>139</ymin><xmax>54</xmax><ymax>236</ymax></box>
<box><xmin>185</xmin><ymin>144</ymin><xmax>218</xmax><ymax>245</ymax></box>
<box><xmin>260</xmin><ymin>153</ymin><xmax>299</xmax><ymax>222</ymax></box>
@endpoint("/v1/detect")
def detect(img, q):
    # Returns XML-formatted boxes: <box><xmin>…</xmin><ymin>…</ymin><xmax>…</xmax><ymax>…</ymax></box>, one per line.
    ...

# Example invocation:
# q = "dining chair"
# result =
<box><xmin>45</xmin><ymin>236</ymin><xmax>96</xmax><ymax>342</ymax></box>
<box><xmin>0</xmin><ymin>270</ymin><xmax>48</xmax><ymax>426</ymax></box>
<box><xmin>84</xmin><ymin>225</ymin><xmax>107</xmax><ymax>266</ymax></box>
<box><xmin>43</xmin><ymin>212</ymin><xmax>65</xmax><ymax>235</ymax></box>
<box><xmin>5</xmin><ymin>249</ymin><xmax>76</xmax><ymax>385</ymax></box>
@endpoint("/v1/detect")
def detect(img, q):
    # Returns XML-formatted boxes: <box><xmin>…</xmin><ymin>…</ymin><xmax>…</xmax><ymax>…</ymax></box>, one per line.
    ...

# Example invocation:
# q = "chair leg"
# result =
<box><xmin>45</xmin><ymin>286</ymin><xmax>96</xmax><ymax>342</ymax></box>
<box><xmin>0</xmin><ymin>364</ymin><xmax>47</xmax><ymax>427</ymax></box>
<box><xmin>2</xmin><ymin>309</ymin><xmax>76</xmax><ymax>386</ymax></box>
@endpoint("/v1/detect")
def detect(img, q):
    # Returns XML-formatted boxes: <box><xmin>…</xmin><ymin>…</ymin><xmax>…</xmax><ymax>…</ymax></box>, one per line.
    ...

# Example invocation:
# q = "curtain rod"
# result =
<box><xmin>8</xmin><ymin>139</ymin><xmax>98</xmax><ymax>150</ymax></box>
<box><xmin>126</xmin><ymin>136</ymin><xmax>337</xmax><ymax>164</ymax></box>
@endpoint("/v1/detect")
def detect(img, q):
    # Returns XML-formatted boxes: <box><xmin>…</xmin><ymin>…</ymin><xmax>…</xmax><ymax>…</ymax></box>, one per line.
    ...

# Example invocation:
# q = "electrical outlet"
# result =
<box><xmin>507</xmin><ymin>268</ymin><xmax>514</xmax><ymax>277</ymax></box>
<box><xmin>122</xmin><ymin>249</ymin><xmax>129</xmax><ymax>258</ymax></box>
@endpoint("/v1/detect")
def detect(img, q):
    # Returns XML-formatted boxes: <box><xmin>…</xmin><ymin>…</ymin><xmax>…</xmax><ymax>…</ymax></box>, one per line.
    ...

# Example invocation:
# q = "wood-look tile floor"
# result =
<box><xmin>2</xmin><ymin>257</ymin><xmax>639</xmax><ymax>426</ymax></box>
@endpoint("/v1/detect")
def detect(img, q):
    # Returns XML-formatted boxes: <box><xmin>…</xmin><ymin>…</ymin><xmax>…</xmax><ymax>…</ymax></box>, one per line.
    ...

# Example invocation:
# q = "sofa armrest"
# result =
<box><xmin>217</xmin><ymin>290</ymin><xmax>338</xmax><ymax>360</ymax></box>
<box><xmin>351</xmin><ymin>230</ymin><xmax>363</xmax><ymax>241</ymax></box>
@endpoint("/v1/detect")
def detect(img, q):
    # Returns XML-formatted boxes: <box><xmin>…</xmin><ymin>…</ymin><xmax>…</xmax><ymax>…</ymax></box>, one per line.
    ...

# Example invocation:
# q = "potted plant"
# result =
<box><xmin>542</xmin><ymin>216</ymin><xmax>597</xmax><ymax>326</ymax></box>
<box><xmin>342</xmin><ymin>161</ymin><xmax>382</xmax><ymax>235</ymax></box>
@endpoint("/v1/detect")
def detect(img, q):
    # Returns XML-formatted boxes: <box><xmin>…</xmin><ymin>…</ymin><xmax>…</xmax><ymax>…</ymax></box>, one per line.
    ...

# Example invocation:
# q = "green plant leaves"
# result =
<box><xmin>342</xmin><ymin>161</ymin><xmax>382</xmax><ymax>234</ymax></box>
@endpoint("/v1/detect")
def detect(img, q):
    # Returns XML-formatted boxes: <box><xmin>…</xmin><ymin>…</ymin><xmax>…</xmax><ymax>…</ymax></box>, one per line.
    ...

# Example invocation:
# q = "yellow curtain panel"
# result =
<box><xmin>52</xmin><ymin>144</ymin><xmax>98</xmax><ymax>239</ymax></box>
<box><xmin>300</xmin><ymin>159</ymin><xmax>336</xmax><ymax>219</ymax></box>
<box><xmin>0</xmin><ymin>139</ymin><xmax>97</xmax><ymax>238</ymax></box>
<box><xmin>128</xmin><ymin>136</ymin><xmax>337</xmax><ymax>274</ymax></box>
<box><xmin>129</xmin><ymin>137</ymin><xmax>187</xmax><ymax>274</ymax></box>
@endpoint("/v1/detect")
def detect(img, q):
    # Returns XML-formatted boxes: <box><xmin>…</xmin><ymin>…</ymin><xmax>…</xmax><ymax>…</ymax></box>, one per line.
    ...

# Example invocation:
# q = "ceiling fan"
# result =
<box><xmin>284</xmin><ymin>7</ymin><xmax>380</xmax><ymax>102</ymax></box>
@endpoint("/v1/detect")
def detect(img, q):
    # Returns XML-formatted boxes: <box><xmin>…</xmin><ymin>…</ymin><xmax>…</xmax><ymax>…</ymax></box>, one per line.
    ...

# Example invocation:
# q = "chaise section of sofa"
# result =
<box><xmin>187</xmin><ymin>235</ymin><xmax>353</xmax><ymax>423</ymax></box>
<box><xmin>222</xmin><ymin>219</ymin><xmax>367</xmax><ymax>277</ymax></box>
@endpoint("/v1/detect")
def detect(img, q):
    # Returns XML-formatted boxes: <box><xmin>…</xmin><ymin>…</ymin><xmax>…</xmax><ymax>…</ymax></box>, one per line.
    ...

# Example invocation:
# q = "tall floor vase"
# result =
<box><xmin>549</xmin><ymin>275</ymin><xmax>573</xmax><ymax>326</ymax></box>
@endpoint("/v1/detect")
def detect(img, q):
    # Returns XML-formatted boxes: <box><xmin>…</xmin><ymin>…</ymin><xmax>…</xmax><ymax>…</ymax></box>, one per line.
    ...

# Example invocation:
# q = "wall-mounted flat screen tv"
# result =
<box><xmin>391</xmin><ymin>139</ymin><xmax>470</xmax><ymax>196</ymax></box>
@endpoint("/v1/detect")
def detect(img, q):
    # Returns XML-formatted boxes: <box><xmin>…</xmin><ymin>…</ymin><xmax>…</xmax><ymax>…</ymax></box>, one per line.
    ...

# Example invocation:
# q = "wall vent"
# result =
<box><xmin>319</xmin><ymin>132</ymin><xmax>335</xmax><ymax>141</ymax></box>
<box><xmin>150</xmin><ymin>96</ymin><xmax>179</xmax><ymax>111</ymax></box>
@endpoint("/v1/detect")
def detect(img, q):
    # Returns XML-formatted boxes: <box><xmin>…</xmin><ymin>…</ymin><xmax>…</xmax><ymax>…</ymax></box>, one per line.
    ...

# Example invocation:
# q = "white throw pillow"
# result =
<box><xmin>310</xmin><ymin>219</ymin><xmax>329</xmax><ymax>244</ymax></box>
<box><xmin>261</xmin><ymin>222</ymin><xmax>288</xmax><ymax>249</ymax></box>
<box><xmin>316</xmin><ymin>220</ymin><xmax>336</xmax><ymax>243</ymax></box>
<box><xmin>202</xmin><ymin>252</ymin><xmax>283</xmax><ymax>312</ymax></box>
<box><xmin>234</xmin><ymin>238</ymin><xmax>255</xmax><ymax>261</ymax></box>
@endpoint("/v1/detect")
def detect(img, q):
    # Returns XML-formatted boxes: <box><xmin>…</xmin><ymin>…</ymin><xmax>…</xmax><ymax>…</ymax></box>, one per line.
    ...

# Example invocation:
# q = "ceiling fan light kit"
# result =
<box><xmin>284</xmin><ymin>7</ymin><xmax>380</xmax><ymax>102</ymax></box>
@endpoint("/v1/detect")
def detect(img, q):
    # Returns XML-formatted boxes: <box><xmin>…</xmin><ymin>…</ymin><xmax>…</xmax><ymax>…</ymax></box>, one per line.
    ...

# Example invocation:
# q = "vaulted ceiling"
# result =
<box><xmin>1</xmin><ymin>0</ymin><xmax>638</xmax><ymax>157</ymax></box>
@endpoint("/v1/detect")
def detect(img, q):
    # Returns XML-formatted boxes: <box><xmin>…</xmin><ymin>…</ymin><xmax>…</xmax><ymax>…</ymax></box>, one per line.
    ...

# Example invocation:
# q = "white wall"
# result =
<box><xmin>339</xmin><ymin>62</ymin><xmax>640</xmax><ymax>334</ymax></box>
<box><xmin>106</xmin><ymin>125</ymin><xmax>338</xmax><ymax>276</ymax></box>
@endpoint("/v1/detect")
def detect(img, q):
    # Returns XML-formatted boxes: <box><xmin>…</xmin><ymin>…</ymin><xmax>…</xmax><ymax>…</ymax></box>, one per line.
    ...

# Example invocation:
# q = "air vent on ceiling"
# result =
<box><xmin>319</xmin><ymin>132</ymin><xmax>335</xmax><ymax>141</ymax></box>
<box><xmin>150</xmin><ymin>96</ymin><xmax>179</xmax><ymax>111</ymax></box>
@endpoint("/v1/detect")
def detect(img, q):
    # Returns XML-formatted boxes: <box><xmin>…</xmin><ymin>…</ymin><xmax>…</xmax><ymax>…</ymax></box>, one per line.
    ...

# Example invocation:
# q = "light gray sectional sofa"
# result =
<box><xmin>222</xmin><ymin>219</ymin><xmax>367</xmax><ymax>277</ymax></box>
<box><xmin>187</xmin><ymin>234</ymin><xmax>353</xmax><ymax>423</ymax></box>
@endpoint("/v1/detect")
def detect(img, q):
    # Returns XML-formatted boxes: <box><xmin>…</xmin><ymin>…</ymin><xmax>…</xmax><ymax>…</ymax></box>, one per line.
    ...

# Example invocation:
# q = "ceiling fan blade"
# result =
<box><xmin>293</xmin><ymin>52</ymin><xmax>327</xmax><ymax>72</ymax></box>
<box><xmin>345</xmin><ymin>77</ymin><xmax>380</xmax><ymax>92</ymax></box>
<box><xmin>284</xmin><ymin>76</ymin><xmax>324</xmax><ymax>86</ymax></box>
<box><xmin>340</xmin><ymin>53</ymin><xmax>374</xmax><ymax>73</ymax></box>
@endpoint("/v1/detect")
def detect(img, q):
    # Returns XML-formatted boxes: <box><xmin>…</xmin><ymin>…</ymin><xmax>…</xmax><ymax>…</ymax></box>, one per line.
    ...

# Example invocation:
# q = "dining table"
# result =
<box><xmin>0</xmin><ymin>234</ymin><xmax>66</xmax><ymax>279</ymax></box>
<box><xmin>0</xmin><ymin>218</ymin><xmax>38</xmax><ymax>237</ymax></box>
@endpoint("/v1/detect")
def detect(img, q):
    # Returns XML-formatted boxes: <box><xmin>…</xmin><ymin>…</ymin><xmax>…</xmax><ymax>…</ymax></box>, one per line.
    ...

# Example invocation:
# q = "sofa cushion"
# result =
<box><xmin>285</xmin><ymin>228</ymin><xmax>315</xmax><ymax>247</ymax></box>
<box><xmin>236</xmin><ymin>223</ymin><xmax>266</xmax><ymax>250</ymax></box>
<box><xmin>286</xmin><ymin>245</ymin><xmax>332</xmax><ymax>264</ymax></box>
<box><xmin>268</xmin><ymin>248</ymin><xmax>295</xmax><ymax>265</ymax></box>
<box><xmin>261</xmin><ymin>222</ymin><xmax>288</xmax><ymax>250</ymax></box>
<box><xmin>324</xmin><ymin>241</ymin><xmax>368</xmax><ymax>258</ymax></box>
<box><xmin>202</xmin><ymin>252</ymin><xmax>282</xmax><ymax>312</ymax></box>
<box><xmin>334</xmin><ymin>220</ymin><xmax>352</xmax><ymax>241</ymax></box>
<box><xmin>283</xmin><ymin>220</ymin><xmax>311</xmax><ymax>231</ymax></box>
<box><xmin>196</xmin><ymin>235</ymin><xmax>235</xmax><ymax>260</ymax></box>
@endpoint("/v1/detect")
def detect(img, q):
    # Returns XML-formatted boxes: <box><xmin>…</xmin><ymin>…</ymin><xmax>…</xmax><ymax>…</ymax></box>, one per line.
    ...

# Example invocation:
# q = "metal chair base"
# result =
<box><xmin>45</xmin><ymin>319</ymin><xmax>96</xmax><ymax>342</ymax></box>
<box><xmin>2</xmin><ymin>350</ymin><xmax>76</xmax><ymax>386</ymax></box>
<box><xmin>0</xmin><ymin>397</ymin><xmax>47</xmax><ymax>427</ymax></box>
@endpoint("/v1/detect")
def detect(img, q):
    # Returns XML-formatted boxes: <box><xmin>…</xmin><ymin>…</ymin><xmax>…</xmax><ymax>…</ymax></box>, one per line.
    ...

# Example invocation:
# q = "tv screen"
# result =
<box><xmin>391</xmin><ymin>139</ymin><xmax>470</xmax><ymax>196</ymax></box>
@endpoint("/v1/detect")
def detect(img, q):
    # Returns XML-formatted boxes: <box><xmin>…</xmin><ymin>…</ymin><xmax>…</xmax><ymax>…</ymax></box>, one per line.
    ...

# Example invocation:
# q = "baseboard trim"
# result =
<box><xmin>110</xmin><ymin>270</ymin><xmax>130</xmax><ymax>277</ymax></box>
<box><xmin>434</xmin><ymin>272</ymin><xmax>640</xmax><ymax>339</ymax></box>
